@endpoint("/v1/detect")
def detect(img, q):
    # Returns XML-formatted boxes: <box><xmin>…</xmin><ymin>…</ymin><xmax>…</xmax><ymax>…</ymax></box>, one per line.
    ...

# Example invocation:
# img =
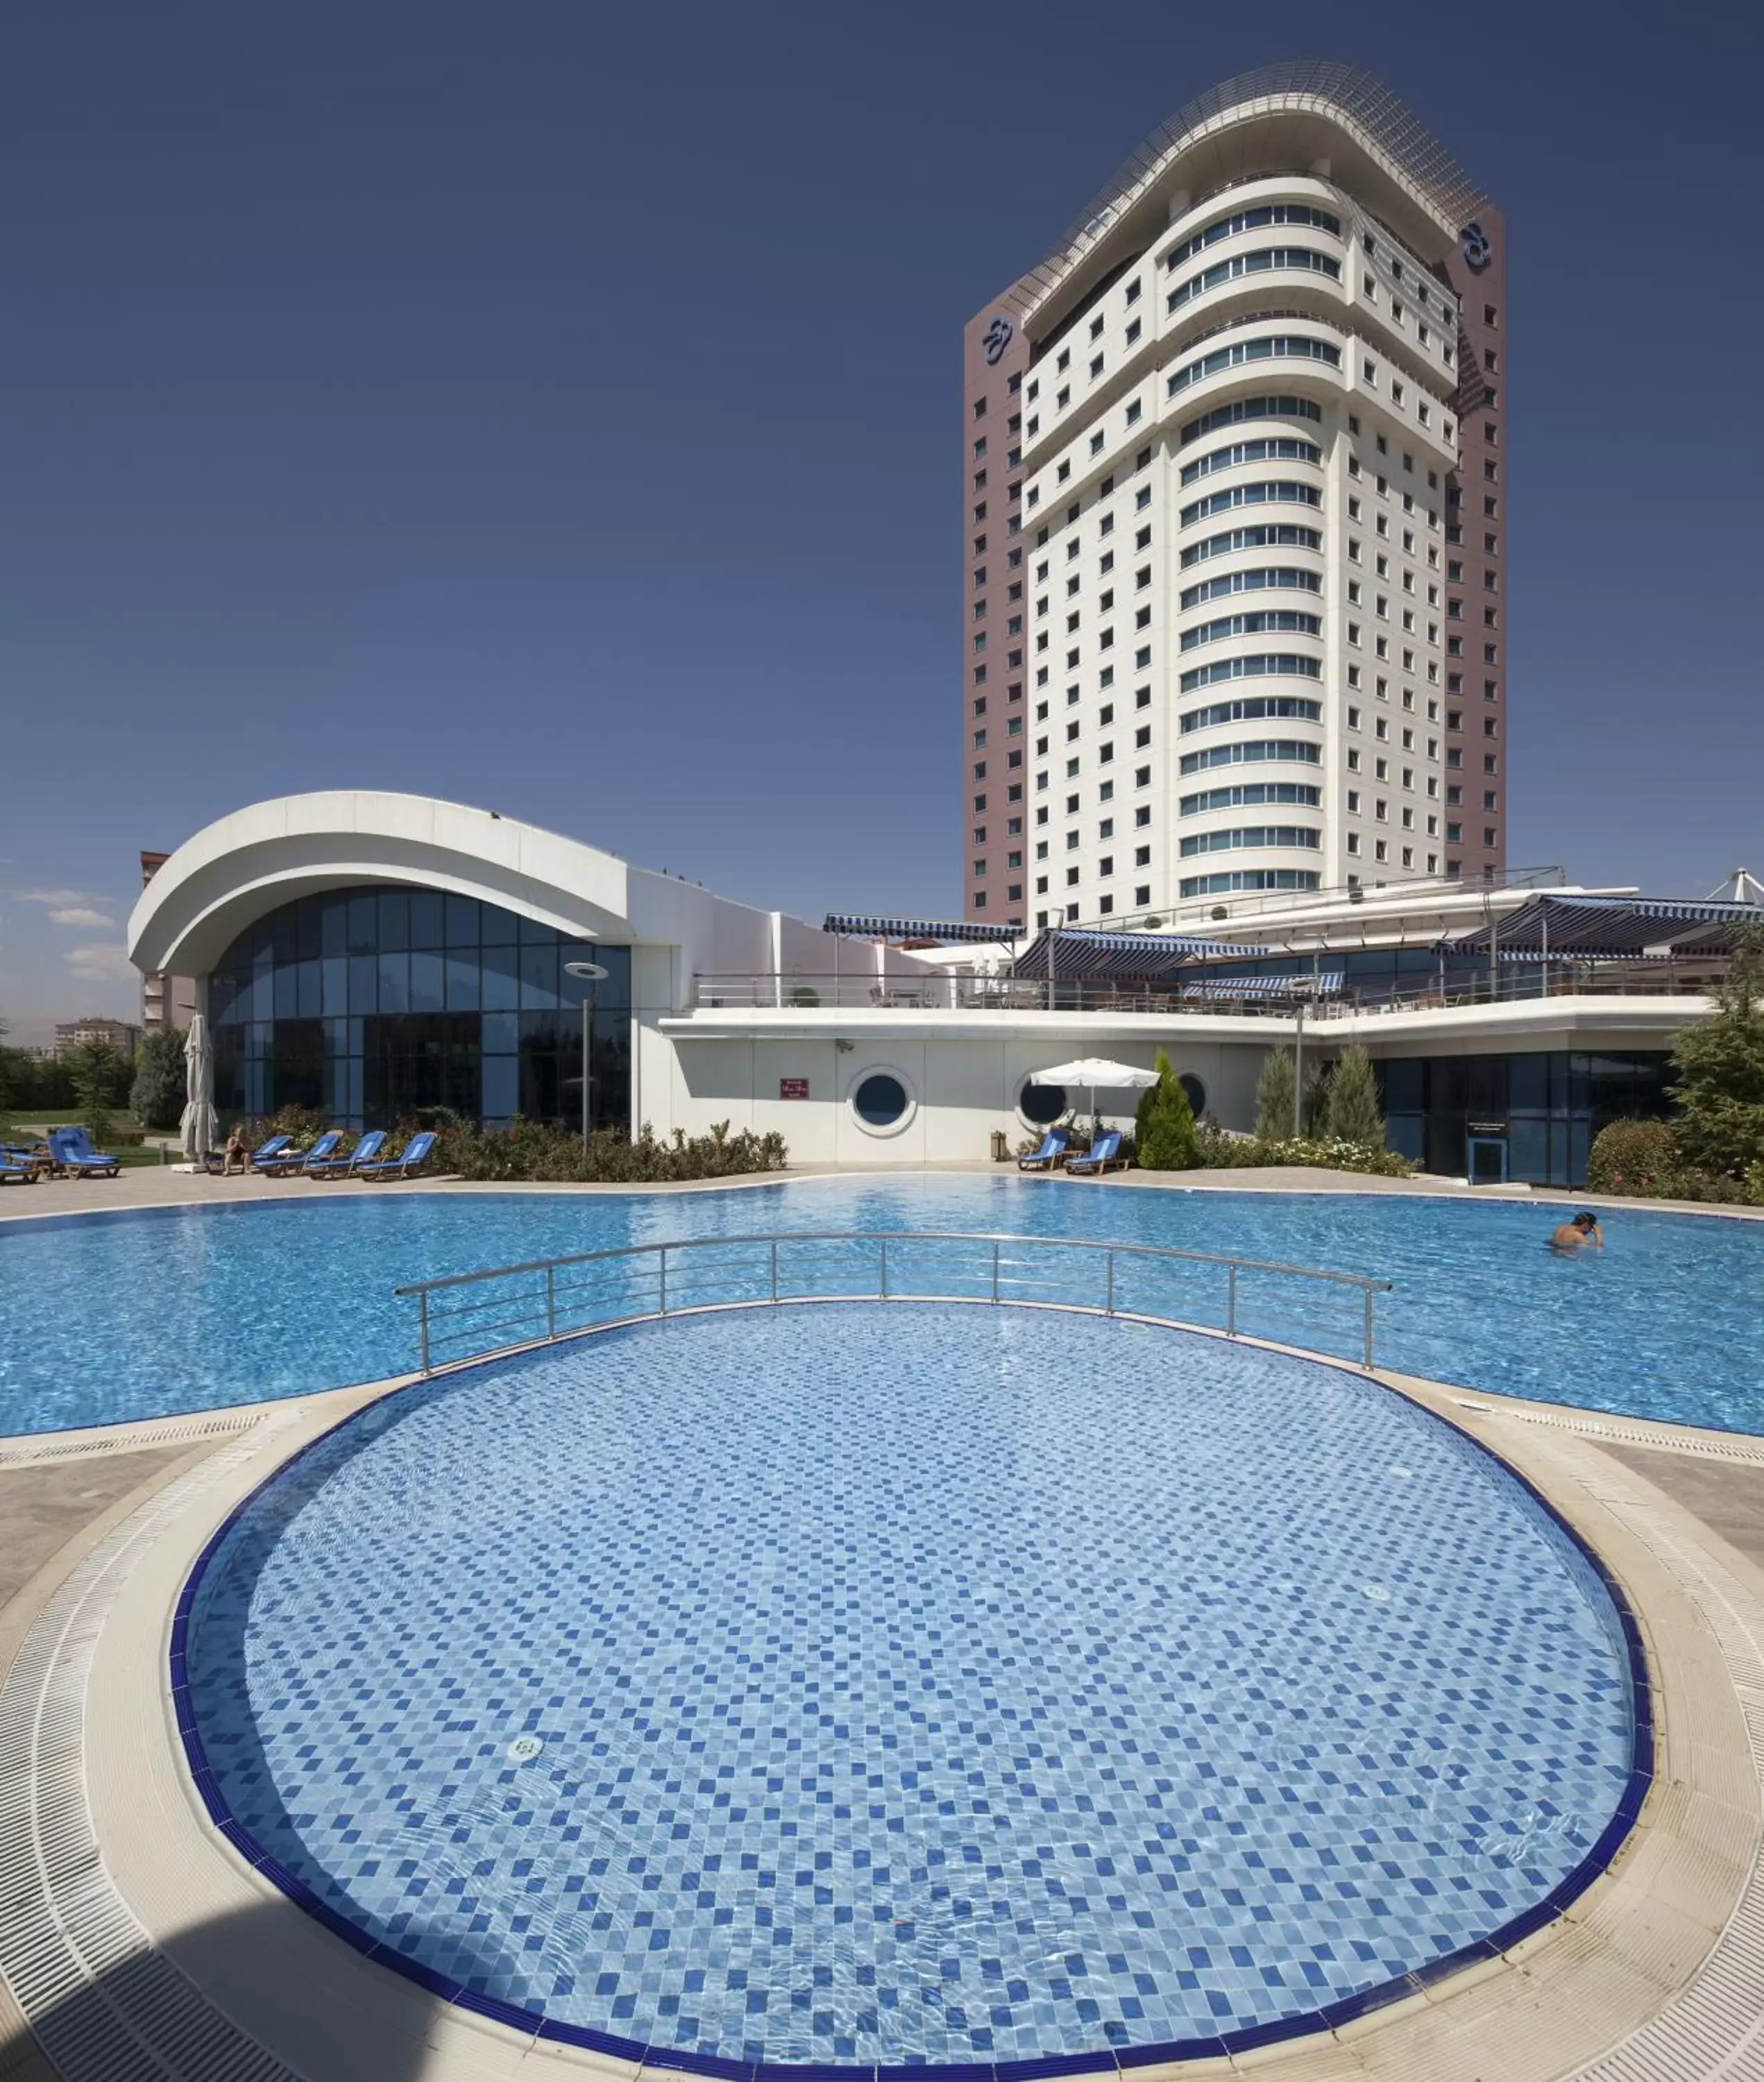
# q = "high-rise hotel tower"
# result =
<box><xmin>960</xmin><ymin>64</ymin><xmax>1506</xmax><ymax>926</ymax></box>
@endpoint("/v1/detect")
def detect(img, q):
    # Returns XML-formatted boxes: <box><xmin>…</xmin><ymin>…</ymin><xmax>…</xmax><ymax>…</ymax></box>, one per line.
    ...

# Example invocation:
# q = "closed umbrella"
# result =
<box><xmin>180</xmin><ymin>1013</ymin><xmax>218</xmax><ymax>1163</ymax></box>
<box><xmin>1031</xmin><ymin>1056</ymin><xmax>1159</xmax><ymax>1125</ymax></box>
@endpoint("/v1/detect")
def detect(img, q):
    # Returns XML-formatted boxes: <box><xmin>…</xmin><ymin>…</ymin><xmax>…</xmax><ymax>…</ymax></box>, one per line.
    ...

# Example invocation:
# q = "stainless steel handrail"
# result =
<box><xmin>396</xmin><ymin>1229</ymin><xmax>1393</xmax><ymax>1376</ymax></box>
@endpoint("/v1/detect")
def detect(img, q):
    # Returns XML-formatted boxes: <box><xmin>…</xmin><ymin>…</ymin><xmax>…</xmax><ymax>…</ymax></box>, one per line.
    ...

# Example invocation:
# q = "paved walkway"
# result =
<box><xmin>7</xmin><ymin>1160</ymin><xmax>1760</xmax><ymax>1224</ymax></box>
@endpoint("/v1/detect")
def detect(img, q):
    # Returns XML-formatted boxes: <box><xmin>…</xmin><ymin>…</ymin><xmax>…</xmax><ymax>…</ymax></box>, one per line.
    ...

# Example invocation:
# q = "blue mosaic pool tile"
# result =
<box><xmin>183</xmin><ymin>1304</ymin><xmax>1637</xmax><ymax>2066</ymax></box>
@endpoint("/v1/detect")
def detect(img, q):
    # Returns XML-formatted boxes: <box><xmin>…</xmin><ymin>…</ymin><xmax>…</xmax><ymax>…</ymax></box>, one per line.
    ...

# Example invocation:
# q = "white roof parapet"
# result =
<box><xmin>1002</xmin><ymin>60</ymin><xmax>1491</xmax><ymax>323</ymax></box>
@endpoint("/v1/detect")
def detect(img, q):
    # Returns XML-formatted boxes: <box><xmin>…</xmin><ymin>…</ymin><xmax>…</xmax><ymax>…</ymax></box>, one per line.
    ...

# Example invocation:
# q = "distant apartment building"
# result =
<box><xmin>962</xmin><ymin>62</ymin><xmax>1507</xmax><ymax>926</ymax></box>
<box><xmin>55</xmin><ymin>1016</ymin><xmax>142</xmax><ymax>1057</ymax></box>
<box><xmin>139</xmin><ymin>849</ymin><xmax>198</xmax><ymax>1032</ymax></box>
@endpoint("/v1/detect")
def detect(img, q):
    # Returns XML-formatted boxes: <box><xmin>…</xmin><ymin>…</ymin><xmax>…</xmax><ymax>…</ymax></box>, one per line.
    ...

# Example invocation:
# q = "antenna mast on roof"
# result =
<box><xmin>1708</xmin><ymin>868</ymin><xmax>1764</xmax><ymax>904</ymax></box>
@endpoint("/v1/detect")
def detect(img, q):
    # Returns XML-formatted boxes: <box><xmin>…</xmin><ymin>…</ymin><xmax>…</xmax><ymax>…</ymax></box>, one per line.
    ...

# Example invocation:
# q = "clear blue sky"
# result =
<box><xmin>3</xmin><ymin>1</ymin><xmax>1760</xmax><ymax>1035</ymax></box>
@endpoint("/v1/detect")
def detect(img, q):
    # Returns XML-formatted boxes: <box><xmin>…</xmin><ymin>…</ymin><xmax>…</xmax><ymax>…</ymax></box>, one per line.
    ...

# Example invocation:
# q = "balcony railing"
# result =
<box><xmin>394</xmin><ymin>1229</ymin><xmax>1393</xmax><ymax>1378</ymax></box>
<box><xmin>688</xmin><ymin>965</ymin><xmax>1718</xmax><ymax>1017</ymax></box>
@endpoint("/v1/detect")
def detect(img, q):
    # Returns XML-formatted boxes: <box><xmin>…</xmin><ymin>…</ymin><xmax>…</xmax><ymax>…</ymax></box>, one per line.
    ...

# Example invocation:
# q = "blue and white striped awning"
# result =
<box><xmin>1012</xmin><ymin>926</ymin><xmax>1246</xmax><ymax>981</ymax></box>
<box><xmin>1178</xmin><ymin>971</ymin><xmax>1343</xmax><ymax>1000</ymax></box>
<box><xmin>1443</xmin><ymin>894</ymin><xmax>1761</xmax><ymax>960</ymax></box>
<box><xmin>822</xmin><ymin>914</ymin><xmax>1021</xmax><ymax>944</ymax></box>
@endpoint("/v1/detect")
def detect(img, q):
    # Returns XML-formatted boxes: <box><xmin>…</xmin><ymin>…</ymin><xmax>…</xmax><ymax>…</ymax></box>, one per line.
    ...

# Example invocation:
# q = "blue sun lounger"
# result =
<box><xmin>257</xmin><ymin>1130</ymin><xmax>343</xmax><ymax>1176</ymax></box>
<box><xmin>1017</xmin><ymin>1128</ymin><xmax>1069</xmax><ymax>1171</ymax></box>
<box><xmin>355</xmin><ymin>1130</ymin><xmax>437</xmax><ymax>1181</ymax></box>
<box><xmin>306</xmin><ymin>1130</ymin><xmax>387</xmax><ymax>1178</ymax></box>
<box><xmin>47</xmin><ymin>1127</ymin><xmax>121</xmax><ymax>1178</ymax></box>
<box><xmin>1065</xmin><ymin>1129</ymin><xmax>1125</xmax><ymax>1175</ymax></box>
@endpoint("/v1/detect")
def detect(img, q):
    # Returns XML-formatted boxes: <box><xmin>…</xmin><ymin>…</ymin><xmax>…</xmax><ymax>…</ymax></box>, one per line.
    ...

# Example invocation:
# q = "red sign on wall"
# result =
<box><xmin>779</xmin><ymin>1078</ymin><xmax>810</xmax><ymax>1100</ymax></box>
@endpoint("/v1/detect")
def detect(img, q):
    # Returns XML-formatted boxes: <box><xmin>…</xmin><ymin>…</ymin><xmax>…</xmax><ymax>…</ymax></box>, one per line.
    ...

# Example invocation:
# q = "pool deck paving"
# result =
<box><xmin>2</xmin><ymin>1171</ymin><xmax>1762</xmax><ymax>2081</ymax></box>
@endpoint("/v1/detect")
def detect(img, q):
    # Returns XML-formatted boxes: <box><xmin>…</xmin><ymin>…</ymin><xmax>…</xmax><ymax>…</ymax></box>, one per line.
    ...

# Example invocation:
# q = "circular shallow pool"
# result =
<box><xmin>180</xmin><ymin>1305</ymin><xmax>1643</xmax><ymax>2070</ymax></box>
<box><xmin>4</xmin><ymin>1176</ymin><xmax>1763</xmax><ymax>1435</ymax></box>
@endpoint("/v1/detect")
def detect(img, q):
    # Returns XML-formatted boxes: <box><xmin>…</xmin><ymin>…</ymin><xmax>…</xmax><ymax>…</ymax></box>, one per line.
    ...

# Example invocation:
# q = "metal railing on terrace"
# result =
<box><xmin>394</xmin><ymin>1230</ymin><xmax>1393</xmax><ymax>1378</ymax></box>
<box><xmin>688</xmin><ymin>963</ymin><xmax>1719</xmax><ymax>1018</ymax></box>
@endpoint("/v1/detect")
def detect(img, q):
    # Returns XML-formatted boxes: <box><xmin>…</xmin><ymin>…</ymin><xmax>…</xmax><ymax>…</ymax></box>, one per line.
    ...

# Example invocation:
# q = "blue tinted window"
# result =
<box><xmin>409</xmin><ymin>951</ymin><xmax>445</xmax><ymax>1013</ymax></box>
<box><xmin>854</xmin><ymin>1073</ymin><xmax>908</xmax><ymax>1126</ymax></box>
<box><xmin>377</xmin><ymin>890</ymin><xmax>410</xmax><ymax>951</ymax></box>
<box><xmin>409</xmin><ymin>891</ymin><xmax>446</xmax><ymax>950</ymax></box>
<box><xmin>446</xmin><ymin>896</ymin><xmax>480</xmax><ymax>947</ymax></box>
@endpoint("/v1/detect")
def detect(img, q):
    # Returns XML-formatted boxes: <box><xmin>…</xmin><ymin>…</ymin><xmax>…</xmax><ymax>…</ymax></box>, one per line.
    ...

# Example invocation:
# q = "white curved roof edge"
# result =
<box><xmin>128</xmin><ymin>790</ymin><xmax>758</xmax><ymax>976</ymax></box>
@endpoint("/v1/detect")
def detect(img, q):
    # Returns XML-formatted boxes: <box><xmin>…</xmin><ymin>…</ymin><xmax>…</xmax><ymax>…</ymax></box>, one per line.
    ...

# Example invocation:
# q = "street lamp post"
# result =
<box><xmin>563</xmin><ymin>960</ymin><xmax>609</xmax><ymax>1154</ymax></box>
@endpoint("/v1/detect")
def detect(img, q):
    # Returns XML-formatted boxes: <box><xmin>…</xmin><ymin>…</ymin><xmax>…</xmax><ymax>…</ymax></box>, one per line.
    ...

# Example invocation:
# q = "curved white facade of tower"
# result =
<box><xmin>970</xmin><ymin>62</ymin><xmax>1502</xmax><ymax>929</ymax></box>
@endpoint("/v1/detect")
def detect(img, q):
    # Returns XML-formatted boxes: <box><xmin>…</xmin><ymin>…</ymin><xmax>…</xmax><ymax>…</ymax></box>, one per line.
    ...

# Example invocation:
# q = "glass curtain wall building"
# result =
<box><xmin>208</xmin><ymin>888</ymin><xmax>631</xmax><ymax>1133</ymax></box>
<box><xmin>1377</xmin><ymin>1051</ymin><xmax>1672</xmax><ymax>1186</ymax></box>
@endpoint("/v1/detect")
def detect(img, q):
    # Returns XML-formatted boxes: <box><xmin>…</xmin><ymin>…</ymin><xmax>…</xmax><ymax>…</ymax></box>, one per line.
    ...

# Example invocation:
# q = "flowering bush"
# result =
<box><xmin>1194</xmin><ymin>1124</ymin><xmax>1414</xmax><ymax>1178</ymax></box>
<box><xmin>1586</xmin><ymin>1117</ymin><xmax>1763</xmax><ymax>1205</ymax></box>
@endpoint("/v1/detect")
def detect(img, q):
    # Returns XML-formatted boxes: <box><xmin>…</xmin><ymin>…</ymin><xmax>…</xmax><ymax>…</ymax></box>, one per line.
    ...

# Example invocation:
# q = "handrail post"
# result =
<box><xmin>770</xmin><ymin>1238</ymin><xmax>779</xmax><ymax>1303</ymax></box>
<box><xmin>992</xmin><ymin>1239</ymin><xmax>1000</xmax><ymax>1303</ymax></box>
<box><xmin>418</xmin><ymin>1290</ymin><xmax>430</xmax><ymax>1376</ymax></box>
<box><xmin>1363</xmin><ymin>1287</ymin><xmax>1375</xmax><ymax>1371</ymax></box>
<box><xmin>659</xmin><ymin>1245</ymin><xmax>668</xmax><ymax>1317</ymax></box>
<box><xmin>1105</xmin><ymin>1249</ymin><xmax>1114</xmax><ymax>1315</ymax></box>
<box><xmin>880</xmin><ymin>1235</ymin><xmax>888</xmax><ymax>1299</ymax></box>
<box><xmin>1226</xmin><ymin>1263</ymin><xmax>1237</xmax><ymax>1338</ymax></box>
<box><xmin>545</xmin><ymin>1263</ymin><xmax>556</xmax><ymax>1342</ymax></box>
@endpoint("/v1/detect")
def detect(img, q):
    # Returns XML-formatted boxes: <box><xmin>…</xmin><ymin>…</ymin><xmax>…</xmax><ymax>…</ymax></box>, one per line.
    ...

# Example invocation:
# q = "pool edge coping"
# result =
<box><xmin>167</xmin><ymin>1301</ymin><xmax>1661</xmax><ymax>2079</ymax></box>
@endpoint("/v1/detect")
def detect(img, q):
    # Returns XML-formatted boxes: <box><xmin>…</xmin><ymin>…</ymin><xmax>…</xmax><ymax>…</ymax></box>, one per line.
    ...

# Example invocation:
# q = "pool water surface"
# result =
<box><xmin>3</xmin><ymin>1176</ymin><xmax>1761</xmax><ymax>1435</ymax></box>
<box><xmin>180</xmin><ymin>1305</ymin><xmax>1643</xmax><ymax>2067</ymax></box>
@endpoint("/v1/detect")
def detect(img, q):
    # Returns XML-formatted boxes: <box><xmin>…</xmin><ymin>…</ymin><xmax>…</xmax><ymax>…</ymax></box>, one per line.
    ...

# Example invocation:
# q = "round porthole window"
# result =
<box><xmin>1018</xmin><ymin>1080</ymin><xmax>1067</xmax><ymax>1128</ymax></box>
<box><xmin>1179</xmin><ymin>1073</ymin><xmax>1207</xmax><ymax>1119</ymax></box>
<box><xmin>849</xmin><ymin>1068</ymin><xmax>915</xmax><ymax>1136</ymax></box>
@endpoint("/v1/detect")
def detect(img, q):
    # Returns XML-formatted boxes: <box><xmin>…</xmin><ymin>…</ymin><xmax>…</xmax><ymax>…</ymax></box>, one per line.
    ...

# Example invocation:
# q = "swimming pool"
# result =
<box><xmin>179</xmin><ymin>1305</ymin><xmax>1644</xmax><ymax>2070</ymax></box>
<box><xmin>4</xmin><ymin>1176</ymin><xmax>1762</xmax><ymax>1436</ymax></box>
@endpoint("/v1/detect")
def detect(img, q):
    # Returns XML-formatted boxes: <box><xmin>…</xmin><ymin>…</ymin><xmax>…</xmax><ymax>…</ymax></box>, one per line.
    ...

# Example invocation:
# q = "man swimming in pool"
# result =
<box><xmin>1551</xmin><ymin>1210</ymin><xmax>1603</xmax><ymax>1251</ymax></box>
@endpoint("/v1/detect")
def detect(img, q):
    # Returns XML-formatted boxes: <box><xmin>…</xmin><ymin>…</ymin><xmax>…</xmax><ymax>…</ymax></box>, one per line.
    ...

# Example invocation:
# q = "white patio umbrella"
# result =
<box><xmin>1030</xmin><ymin>1056</ymin><xmax>1159</xmax><ymax>1124</ymax></box>
<box><xmin>180</xmin><ymin>1013</ymin><xmax>218</xmax><ymax>1163</ymax></box>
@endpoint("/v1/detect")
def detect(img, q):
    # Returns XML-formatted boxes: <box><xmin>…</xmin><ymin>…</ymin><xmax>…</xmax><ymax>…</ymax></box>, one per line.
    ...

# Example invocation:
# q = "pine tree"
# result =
<box><xmin>1670</xmin><ymin>932</ymin><xmax>1764</xmax><ymax>1180</ymax></box>
<box><xmin>1323</xmin><ymin>1042</ymin><xmax>1386</xmax><ymax>1150</ymax></box>
<box><xmin>67</xmin><ymin>1039</ymin><xmax>121</xmax><ymax>1145</ymax></box>
<box><xmin>1134</xmin><ymin>1051</ymin><xmax>1199</xmax><ymax>1169</ymax></box>
<box><xmin>1255</xmin><ymin>1047</ymin><xmax>1296</xmax><ymax>1142</ymax></box>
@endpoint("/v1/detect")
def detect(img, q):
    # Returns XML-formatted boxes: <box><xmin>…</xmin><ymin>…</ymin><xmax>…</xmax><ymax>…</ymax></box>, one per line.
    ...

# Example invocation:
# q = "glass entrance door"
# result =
<box><xmin>1466</xmin><ymin>1134</ymin><xmax>1508</xmax><ymax>1183</ymax></box>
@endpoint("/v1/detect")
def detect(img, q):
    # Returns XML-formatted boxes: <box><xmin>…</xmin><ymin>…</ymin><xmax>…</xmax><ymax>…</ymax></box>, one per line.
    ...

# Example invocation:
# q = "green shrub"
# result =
<box><xmin>1134</xmin><ymin>1051</ymin><xmax>1199</xmax><ymax>1170</ymax></box>
<box><xmin>434</xmin><ymin>1117</ymin><xmax>788</xmax><ymax>1184</ymax></box>
<box><xmin>129</xmin><ymin>1026</ymin><xmax>187</xmax><ymax>1131</ymax></box>
<box><xmin>66</xmin><ymin>1039</ymin><xmax>124</xmax><ymax>1146</ymax></box>
<box><xmin>1586</xmin><ymin>1119</ymin><xmax>1677</xmax><ymax>1197</ymax></box>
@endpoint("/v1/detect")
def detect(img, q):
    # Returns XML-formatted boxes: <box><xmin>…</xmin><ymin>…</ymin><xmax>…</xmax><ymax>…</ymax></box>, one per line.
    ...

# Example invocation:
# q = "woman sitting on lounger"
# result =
<box><xmin>221</xmin><ymin>1124</ymin><xmax>252</xmax><ymax>1176</ymax></box>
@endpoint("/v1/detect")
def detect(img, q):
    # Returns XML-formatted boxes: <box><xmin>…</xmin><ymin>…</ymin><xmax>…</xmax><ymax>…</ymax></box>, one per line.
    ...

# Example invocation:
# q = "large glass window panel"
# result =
<box><xmin>348</xmin><ymin>953</ymin><xmax>379</xmax><ymax>1015</ymax></box>
<box><xmin>378</xmin><ymin>951</ymin><xmax>410</xmax><ymax>1013</ymax></box>
<box><xmin>409</xmin><ymin>951</ymin><xmax>445</xmax><ymax>1013</ymax></box>
<box><xmin>248</xmin><ymin>969</ymin><xmax>273</xmax><ymax>1022</ymax></box>
<box><xmin>482</xmin><ymin>1055</ymin><xmax>519</xmax><ymax>1117</ymax></box>
<box><xmin>377</xmin><ymin>889</ymin><xmax>410</xmax><ymax>951</ymax></box>
<box><xmin>295</xmin><ymin>959</ymin><xmax>321</xmax><ymax>1019</ymax></box>
<box><xmin>273</xmin><ymin>963</ymin><xmax>299</xmax><ymax>1019</ymax></box>
<box><xmin>444</xmin><ymin>953</ymin><xmax>481</xmax><ymax>1010</ymax></box>
<box><xmin>295</xmin><ymin>899</ymin><xmax>322</xmax><ymax>962</ymax></box>
<box><xmin>481</xmin><ymin>943</ymin><xmax>520</xmax><ymax>1011</ymax></box>
<box><xmin>321</xmin><ymin>895</ymin><xmax>348</xmax><ymax>958</ymax></box>
<box><xmin>520</xmin><ymin>943</ymin><xmax>560</xmax><ymax>1008</ymax></box>
<box><xmin>1507</xmin><ymin>1052</ymin><xmax>1550</xmax><ymax>1113</ymax></box>
<box><xmin>347</xmin><ymin>893</ymin><xmax>378</xmax><ymax>955</ymax></box>
<box><xmin>321</xmin><ymin>956</ymin><xmax>348</xmax><ymax>1017</ymax></box>
<box><xmin>480</xmin><ymin>901</ymin><xmax>518</xmax><ymax>947</ymax></box>
<box><xmin>481</xmin><ymin>1010</ymin><xmax>519</xmax><ymax>1056</ymax></box>
<box><xmin>1507</xmin><ymin>1117</ymin><xmax>1548</xmax><ymax>1185</ymax></box>
<box><xmin>518</xmin><ymin>911</ymin><xmax>556</xmax><ymax>947</ymax></box>
<box><xmin>446</xmin><ymin>896</ymin><xmax>481</xmax><ymax>947</ymax></box>
<box><xmin>409</xmin><ymin>890</ymin><xmax>446</xmax><ymax>950</ymax></box>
